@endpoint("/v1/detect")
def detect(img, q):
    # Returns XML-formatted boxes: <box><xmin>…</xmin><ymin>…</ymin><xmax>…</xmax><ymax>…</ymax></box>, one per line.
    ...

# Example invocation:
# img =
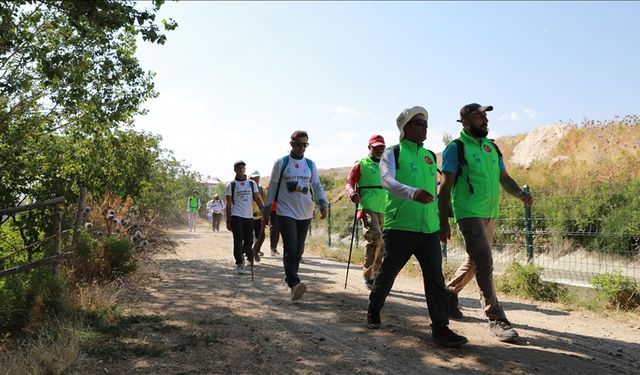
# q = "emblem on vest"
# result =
<box><xmin>484</xmin><ymin>145</ymin><xmax>492</xmax><ymax>153</ymax></box>
<box><xmin>425</xmin><ymin>156</ymin><xmax>433</xmax><ymax>165</ymax></box>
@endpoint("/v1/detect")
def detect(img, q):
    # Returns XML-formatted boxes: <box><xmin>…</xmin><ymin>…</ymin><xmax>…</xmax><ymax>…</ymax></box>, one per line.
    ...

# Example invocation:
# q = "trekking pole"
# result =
<box><xmin>344</xmin><ymin>203</ymin><xmax>359</xmax><ymax>289</ymax></box>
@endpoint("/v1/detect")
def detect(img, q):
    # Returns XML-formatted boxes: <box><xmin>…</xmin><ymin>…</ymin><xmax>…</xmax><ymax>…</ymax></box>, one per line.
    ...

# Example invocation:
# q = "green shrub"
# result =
<box><xmin>591</xmin><ymin>272</ymin><xmax>640</xmax><ymax>310</ymax></box>
<box><xmin>497</xmin><ymin>261</ymin><xmax>566</xmax><ymax>302</ymax></box>
<box><xmin>75</xmin><ymin>229</ymin><xmax>96</xmax><ymax>259</ymax></box>
<box><xmin>104</xmin><ymin>237</ymin><xmax>136</xmax><ymax>276</ymax></box>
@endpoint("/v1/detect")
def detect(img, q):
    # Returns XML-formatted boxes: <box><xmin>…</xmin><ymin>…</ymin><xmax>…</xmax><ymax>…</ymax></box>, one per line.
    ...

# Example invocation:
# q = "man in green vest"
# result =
<box><xmin>367</xmin><ymin>106</ymin><xmax>468</xmax><ymax>348</ymax></box>
<box><xmin>345</xmin><ymin>134</ymin><xmax>386</xmax><ymax>290</ymax></box>
<box><xmin>186</xmin><ymin>189</ymin><xmax>201</xmax><ymax>232</ymax></box>
<box><xmin>438</xmin><ymin>103</ymin><xmax>533</xmax><ymax>343</ymax></box>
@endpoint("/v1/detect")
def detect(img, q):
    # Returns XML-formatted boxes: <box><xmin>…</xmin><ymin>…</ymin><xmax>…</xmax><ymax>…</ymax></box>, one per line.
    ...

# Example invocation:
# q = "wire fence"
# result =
<box><xmin>319</xmin><ymin>183</ymin><xmax>640</xmax><ymax>288</ymax></box>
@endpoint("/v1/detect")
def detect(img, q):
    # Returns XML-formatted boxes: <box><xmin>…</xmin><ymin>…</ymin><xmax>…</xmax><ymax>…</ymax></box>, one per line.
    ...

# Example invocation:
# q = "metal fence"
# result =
<box><xmin>322</xmin><ymin>184</ymin><xmax>640</xmax><ymax>287</ymax></box>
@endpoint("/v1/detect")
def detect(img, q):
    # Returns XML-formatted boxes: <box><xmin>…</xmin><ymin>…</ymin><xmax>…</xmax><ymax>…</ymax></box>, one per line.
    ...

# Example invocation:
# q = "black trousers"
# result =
<box><xmin>231</xmin><ymin>216</ymin><xmax>254</xmax><ymax>265</ymax></box>
<box><xmin>277</xmin><ymin>215</ymin><xmax>311</xmax><ymax>288</ymax></box>
<box><xmin>368</xmin><ymin>229</ymin><xmax>449</xmax><ymax>328</ymax></box>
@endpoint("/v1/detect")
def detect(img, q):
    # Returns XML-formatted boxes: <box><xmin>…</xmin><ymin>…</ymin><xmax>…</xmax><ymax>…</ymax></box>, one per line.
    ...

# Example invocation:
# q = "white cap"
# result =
<box><xmin>249</xmin><ymin>170</ymin><xmax>260</xmax><ymax>178</ymax></box>
<box><xmin>396</xmin><ymin>106</ymin><xmax>428</xmax><ymax>141</ymax></box>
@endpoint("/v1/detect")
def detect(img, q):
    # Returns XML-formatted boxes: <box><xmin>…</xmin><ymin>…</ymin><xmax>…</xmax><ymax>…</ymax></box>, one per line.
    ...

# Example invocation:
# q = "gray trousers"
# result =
<box><xmin>447</xmin><ymin>218</ymin><xmax>506</xmax><ymax>320</ymax></box>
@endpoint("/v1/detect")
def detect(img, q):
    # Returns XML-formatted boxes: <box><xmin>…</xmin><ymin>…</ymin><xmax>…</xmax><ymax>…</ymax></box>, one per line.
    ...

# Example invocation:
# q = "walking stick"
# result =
<box><xmin>344</xmin><ymin>203</ymin><xmax>359</xmax><ymax>289</ymax></box>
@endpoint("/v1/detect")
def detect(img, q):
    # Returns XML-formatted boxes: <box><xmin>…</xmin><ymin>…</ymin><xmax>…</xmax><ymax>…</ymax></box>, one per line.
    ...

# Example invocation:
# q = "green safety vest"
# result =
<box><xmin>189</xmin><ymin>196</ymin><xmax>199</xmax><ymax>211</ymax></box>
<box><xmin>357</xmin><ymin>157</ymin><xmax>386</xmax><ymax>214</ymax></box>
<box><xmin>384</xmin><ymin>139</ymin><xmax>439</xmax><ymax>234</ymax></box>
<box><xmin>451</xmin><ymin>130</ymin><xmax>501</xmax><ymax>220</ymax></box>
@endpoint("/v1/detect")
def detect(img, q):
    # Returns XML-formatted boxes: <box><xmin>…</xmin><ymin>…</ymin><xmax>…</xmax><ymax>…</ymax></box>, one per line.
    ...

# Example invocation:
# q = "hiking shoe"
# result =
<box><xmin>299</xmin><ymin>257</ymin><xmax>305</xmax><ymax>264</ymax></box>
<box><xmin>271</xmin><ymin>249</ymin><xmax>280</xmax><ymax>256</ymax></box>
<box><xmin>236</xmin><ymin>264</ymin><xmax>244</xmax><ymax>275</ymax></box>
<box><xmin>364</xmin><ymin>279</ymin><xmax>374</xmax><ymax>291</ymax></box>
<box><xmin>446</xmin><ymin>291</ymin><xmax>464</xmax><ymax>319</ymax></box>
<box><xmin>367</xmin><ymin>305</ymin><xmax>381</xmax><ymax>330</ymax></box>
<box><xmin>489</xmin><ymin>319</ymin><xmax>519</xmax><ymax>342</ymax></box>
<box><xmin>254</xmin><ymin>251</ymin><xmax>261</xmax><ymax>263</ymax></box>
<box><xmin>432</xmin><ymin>325</ymin><xmax>468</xmax><ymax>348</ymax></box>
<box><xmin>291</xmin><ymin>282</ymin><xmax>307</xmax><ymax>301</ymax></box>
<box><xmin>258</xmin><ymin>251</ymin><xmax>264</xmax><ymax>256</ymax></box>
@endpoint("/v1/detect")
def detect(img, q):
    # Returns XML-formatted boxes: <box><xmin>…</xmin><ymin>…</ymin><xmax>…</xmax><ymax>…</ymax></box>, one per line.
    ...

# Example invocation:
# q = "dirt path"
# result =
<box><xmin>75</xmin><ymin>222</ymin><xmax>640</xmax><ymax>374</ymax></box>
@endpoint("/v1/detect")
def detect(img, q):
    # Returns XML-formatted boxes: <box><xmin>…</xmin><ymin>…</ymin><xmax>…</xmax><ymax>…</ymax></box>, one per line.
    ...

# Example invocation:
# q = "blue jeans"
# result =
<box><xmin>368</xmin><ymin>229</ymin><xmax>449</xmax><ymax>328</ymax></box>
<box><xmin>277</xmin><ymin>215</ymin><xmax>311</xmax><ymax>288</ymax></box>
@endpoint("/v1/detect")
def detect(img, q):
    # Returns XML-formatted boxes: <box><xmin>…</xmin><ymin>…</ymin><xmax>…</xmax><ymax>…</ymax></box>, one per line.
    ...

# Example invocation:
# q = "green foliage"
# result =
<box><xmin>319</xmin><ymin>174</ymin><xmax>337</xmax><ymax>191</ymax></box>
<box><xmin>591</xmin><ymin>272</ymin><xmax>640</xmax><ymax>310</ymax></box>
<box><xmin>75</xmin><ymin>229</ymin><xmax>96</xmax><ymax>259</ymax></box>
<box><xmin>104</xmin><ymin>237</ymin><xmax>136</xmax><ymax>276</ymax></box>
<box><xmin>497</xmin><ymin>261</ymin><xmax>567</xmax><ymax>302</ymax></box>
<box><xmin>0</xmin><ymin>269</ymin><xmax>63</xmax><ymax>332</ymax></box>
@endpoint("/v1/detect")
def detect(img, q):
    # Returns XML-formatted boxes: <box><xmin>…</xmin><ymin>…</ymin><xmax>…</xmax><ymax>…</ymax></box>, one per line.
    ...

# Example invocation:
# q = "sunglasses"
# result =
<box><xmin>291</xmin><ymin>141</ymin><xmax>310</xmax><ymax>147</ymax></box>
<box><xmin>408</xmin><ymin>119</ymin><xmax>428</xmax><ymax>127</ymax></box>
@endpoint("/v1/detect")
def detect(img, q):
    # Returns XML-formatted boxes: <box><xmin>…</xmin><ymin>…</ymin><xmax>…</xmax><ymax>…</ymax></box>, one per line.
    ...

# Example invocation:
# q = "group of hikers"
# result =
<box><xmin>210</xmin><ymin>103</ymin><xmax>533</xmax><ymax>348</ymax></box>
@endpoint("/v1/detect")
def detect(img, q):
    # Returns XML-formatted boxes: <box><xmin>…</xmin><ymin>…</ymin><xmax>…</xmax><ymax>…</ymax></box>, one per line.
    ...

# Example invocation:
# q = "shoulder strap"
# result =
<box><xmin>274</xmin><ymin>156</ymin><xmax>290</xmax><ymax>203</ymax></box>
<box><xmin>231</xmin><ymin>181</ymin><xmax>236</xmax><ymax>204</ymax></box>
<box><xmin>490</xmin><ymin>139</ymin><xmax>503</xmax><ymax>158</ymax></box>
<box><xmin>451</xmin><ymin>139</ymin><xmax>473</xmax><ymax>193</ymax></box>
<box><xmin>392</xmin><ymin>144</ymin><xmax>400</xmax><ymax>170</ymax></box>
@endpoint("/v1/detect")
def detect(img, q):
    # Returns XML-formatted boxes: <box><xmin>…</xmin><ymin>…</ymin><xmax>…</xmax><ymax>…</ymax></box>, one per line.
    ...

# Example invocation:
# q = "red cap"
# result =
<box><xmin>368</xmin><ymin>134</ymin><xmax>385</xmax><ymax>147</ymax></box>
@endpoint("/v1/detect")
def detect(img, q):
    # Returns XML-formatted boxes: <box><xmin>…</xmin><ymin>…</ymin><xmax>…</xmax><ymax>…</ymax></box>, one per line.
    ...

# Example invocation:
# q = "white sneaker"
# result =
<box><xmin>290</xmin><ymin>282</ymin><xmax>307</xmax><ymax>301</ymax></box>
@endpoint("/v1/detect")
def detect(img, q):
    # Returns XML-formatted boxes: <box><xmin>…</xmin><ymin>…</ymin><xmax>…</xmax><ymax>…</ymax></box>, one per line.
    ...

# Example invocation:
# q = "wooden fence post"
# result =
<box><xmin>73</xmin><ymin>186</ymin><xmax>87</xmax><ymax>250</ymax></box>
<box><xmin>53</xmin><ymin>203</ymin><xmax>62</xmax><ymax>275</ymax></box>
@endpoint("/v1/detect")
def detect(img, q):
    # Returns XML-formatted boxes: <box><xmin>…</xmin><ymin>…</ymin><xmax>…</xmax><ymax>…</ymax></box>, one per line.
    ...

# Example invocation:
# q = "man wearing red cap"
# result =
<box><xmin>346</xmin><ymin>135</ymin><xmax>387</xmax><ymax>290</ymax></box>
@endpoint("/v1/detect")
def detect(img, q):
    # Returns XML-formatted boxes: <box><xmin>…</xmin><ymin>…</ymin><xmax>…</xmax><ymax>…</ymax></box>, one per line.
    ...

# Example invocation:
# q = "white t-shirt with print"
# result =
<box><xmin>225</xmin><ymin>179</ymin><xmax>258</xmax><ymax>219</ymax></box>
<box><xmin>268</xmin><ymin>156</ymin><xmax>326</xmax><ymax>220</ymax></box>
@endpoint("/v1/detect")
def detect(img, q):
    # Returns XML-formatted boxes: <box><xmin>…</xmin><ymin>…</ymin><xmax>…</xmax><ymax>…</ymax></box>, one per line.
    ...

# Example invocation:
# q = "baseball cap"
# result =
<box><xmin>368</xmin><ymin>134</ymin><xmax>386</xmax><ymax>147</ymax></box>
<box><xmin>396</xmin><ymin>106</ymin><xmax>428</xmax><ymax>141</ymax></box>
<box><xmin>249</xmin><ymin>170</ymin><xmax>260</xmax><ymax>178</ymax></box>
<box><xmin>457</xmin><ymin>103</ymin><xmax>493</xmax><ymax>122</ymax></box>
<box><xmin>233</xmin><ymin>160</ymin><xmax>246</xmax><ymax>168</ymax></box>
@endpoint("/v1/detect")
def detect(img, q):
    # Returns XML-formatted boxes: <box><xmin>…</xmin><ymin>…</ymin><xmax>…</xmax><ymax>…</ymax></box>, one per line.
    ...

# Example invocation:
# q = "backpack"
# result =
<box><xmin>451</xmin><ymin>139</ymin><xmax>503</xmax><ymax>194</ymax></box>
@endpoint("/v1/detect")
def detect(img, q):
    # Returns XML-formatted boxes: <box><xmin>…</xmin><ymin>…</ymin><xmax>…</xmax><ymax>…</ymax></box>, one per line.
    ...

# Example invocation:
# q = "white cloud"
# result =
<box><xmin>521</xmin><ymin>107</ymin><xmax>536</xmax><ymax>119</ymax></box>
<box><xmin>510</xmin><ymin>112</ymin><xmax>521</xmax><ymax>121</ymax></box>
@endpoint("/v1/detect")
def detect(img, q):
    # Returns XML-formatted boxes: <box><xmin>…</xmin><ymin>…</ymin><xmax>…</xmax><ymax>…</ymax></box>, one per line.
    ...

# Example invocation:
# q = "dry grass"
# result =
<box><xmin>0</xmin><ymin>321</ymin><xmax>79</xmax><ymax>375</ymax></box>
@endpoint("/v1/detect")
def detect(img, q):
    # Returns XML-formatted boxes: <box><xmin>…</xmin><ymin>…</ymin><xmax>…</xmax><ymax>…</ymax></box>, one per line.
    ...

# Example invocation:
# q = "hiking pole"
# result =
<box><xmin>344</xmin><ymin>203</ymin><xmax>359</xmax><ymax>289</ymax></box>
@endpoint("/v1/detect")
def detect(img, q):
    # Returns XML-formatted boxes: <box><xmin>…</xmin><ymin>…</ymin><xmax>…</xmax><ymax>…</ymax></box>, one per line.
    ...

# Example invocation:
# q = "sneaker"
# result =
<box><xmin>366</xmin><ymin>304</ymin><xmax>381</xmax><ymax>330</ymax></box>
<box><xmin>431</xmin><ymin>325</ymin><xmax>468</xmax><ymax>348</ymax></box>
<box><xmin>254</xmin><ymin>251</ymin><xmax>261</xmax><ymax>263</ymax></box>
<box><xmin>291</xmin><ymin>282</ymin><xmax>307</xmax><ymax>301</ymax></box>
<box><xmin>271</xmin><ymin>249</ymin><xmax>280</xmax><ymax>256</ymax></box>
<box><xmin>489</xmin><ymin>319</ymin><xmax>519</xmax><ymax>342</ymax></box>
<box><xmin>364</xmin><ymin>279</ymin><xmax>374</xmax><ymax>291</ymax></box>
<box><xmin>446</xmin><ymin>291</ymin><xmax>464</xmax><ymax>319</ymax></box>
<box><xmin>236</xmin><ymin>264</ymin><xmax>244</xmax><ymax>275</ymax></box>
<box><xmin>299</xmin><ymin>257</ymin><xmax>305</xmax><ymax>264</ymax></box>
<box><xmin>258</xmin><ymin>251</ymin><xmax>264</xmax><ymax>256</ymax></box>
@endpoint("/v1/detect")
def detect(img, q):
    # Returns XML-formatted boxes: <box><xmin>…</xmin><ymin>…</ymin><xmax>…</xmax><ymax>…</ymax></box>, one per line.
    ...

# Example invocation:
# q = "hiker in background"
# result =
<box><xmin>186</xmin><ymin>190</ymin><xmax>201</xmax><ymax>232</ymax></box>
<box><xmin>249</xmin><ymin>170</ymin><xmax>267</xmax><ymax>256</ymax></box>
<box><xmin>209</xmin><ymin>194</ymin><xmax>225</xmax><ymax>232</ymax></box>
<box><xmin>268</xmin><ymin>201</ymin><xmax>281</xmax><ymax>257</ymax></box>
<box><xmin>345</xmin><ymin>134</ymin><xmax>387</xmax><ymax>290</ymax></box>
<box><xmin>262</xmin><ymin>130</ymin><xmax>328</xmax><ymax>301</ymax></box>
<box><xmin>226</xmin><ymin>161</ymin><xmax>264</xmax><ymax>274</ymax></box>
<box><xmin>438</xmin><ymin>103</ymin><xmax>533</xmax><ymax>343</ymax></box>
<box><xmin>367</xmin><ymin>106</ymin><xmax>468</xmax><ymax>348</ymax></box>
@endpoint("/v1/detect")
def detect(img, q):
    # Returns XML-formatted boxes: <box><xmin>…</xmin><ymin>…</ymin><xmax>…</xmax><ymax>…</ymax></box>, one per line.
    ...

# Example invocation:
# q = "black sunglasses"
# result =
<box><xmin>408</xmin><ymin>119</ymin><xmax>428</xmax><ymax>127</ymax></box>
<box><xmin>291</xmin><ymin>141</ymin><xmax>310</xmax><ymax>147</ymax></box>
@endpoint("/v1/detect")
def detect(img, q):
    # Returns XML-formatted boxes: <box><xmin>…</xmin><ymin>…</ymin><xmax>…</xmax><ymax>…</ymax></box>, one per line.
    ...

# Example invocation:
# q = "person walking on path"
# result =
<box><xmin>268</xmin><ymin>202</ymin><xmax>281</xmax><ymax>257</ymax></box>
<box><xmin>367</xmin><ymin>106</ymin><xmax>468</xmax><ymax>348</ymax></box>
<box><xmin>345</xmin><ymin>134</ymin><xmax>387</xmax><ymax>290</ymax></box>
<box><xmin>249</xmin><ymin>170</ymin><xmax>268</xmax><ymax>256</ymax></box>
<box><xmin>186</xmin><ymin>190</ymin><xmax>201</xmax><ymax>232</ymax></box>
<box><xmin>262</xmin><ymin>130</ymin><xmax>328</xmax><ymax>301</ymax></box>
<box><xmin>438</xmin><ymin>103</ymin><xmax>533</xmax><ymax>343</ymax></box>
<box><xmin>209</xmin><ymin>194</ymin><xmax>225</xmax><ymax>232</ymax></box>
<box><xmin>226</xmin><ymin>161</ymin><xmax>264</xmax><ymax>274</ymax></box>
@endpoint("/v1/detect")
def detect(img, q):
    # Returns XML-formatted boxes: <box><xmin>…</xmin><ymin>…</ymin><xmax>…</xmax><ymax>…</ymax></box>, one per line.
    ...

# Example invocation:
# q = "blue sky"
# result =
<box><xmin>134</xmin><ymin>1</ymin><xmax>640</xmax><ymax>182</ymax></box>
